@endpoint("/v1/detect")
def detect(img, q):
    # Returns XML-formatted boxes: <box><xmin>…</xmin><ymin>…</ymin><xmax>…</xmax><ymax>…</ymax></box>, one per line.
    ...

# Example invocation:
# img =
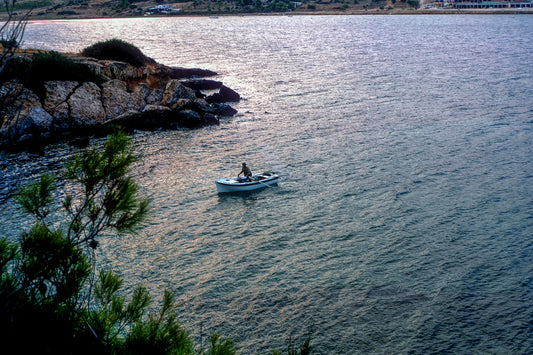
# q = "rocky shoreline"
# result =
<box><xmin>0</xmin><ymin>53</ymin><xmax>240</xmax><ymax>151</ymax></box>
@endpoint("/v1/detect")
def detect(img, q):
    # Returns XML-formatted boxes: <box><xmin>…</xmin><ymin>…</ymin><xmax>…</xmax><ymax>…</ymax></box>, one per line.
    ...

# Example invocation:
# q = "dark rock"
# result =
<box><xmin>193</xmin><ymin>98</ymin><xmax>216</xmax><ymax>114</ymax></box>
<box><xmin>145</xmin><ymin>88</ymin><xmax>164</xmax><ymax>105</ymax></box>
<box><xmin>176</xmin><ymin>109</ymin><xmax>203</xmax><ymax>128</ymax></box>
<box><xmin>206</xmin><ymin>85</ymin><xmax>241</xmax><ymax>103</ymax></box>
<box><xmin>213</xmin><ymin>103</ymin><xmax>238</xmax><ymax>116</ymax></box>
<box><xmin>203</xmin><ymin>113</ymin><xmax>219</xmax><ymax>126</ymax></box>
<box><xmin>205</xmin><ymin>93</ymin><xmax>224</xmax><ymax>104</ymax></box>
<box><xmin>113</xmin><ymin>105</ymin><xmax>173</xmax><ymax>131</ymax></box>
<box><xmin>69</xmin><ymin>136</ymin><xmax>90</xmax><ymax>148</ymax></box>
<box><xmin>167</xmin><ymin>67</ymin><xmax>218</xmax><ymax>79</ymax></box>
<box><xmin>172</xmin><ymin>98</ymin><xmax>193</xmax><ymax>111</ymax></box>
<box><xmin>181</xmin><ymin>79</ymin><xmax>223</xmax><ymax>90</ymax></box>
<box><xmin>0</xmin><ymin>83</ymin><xmax>54</xmax><ymax>147</ymax></box>
<box><xmin>219</xmin><ymin>85</ymin><xmax>241</xmax><ymax>102</ymax></box>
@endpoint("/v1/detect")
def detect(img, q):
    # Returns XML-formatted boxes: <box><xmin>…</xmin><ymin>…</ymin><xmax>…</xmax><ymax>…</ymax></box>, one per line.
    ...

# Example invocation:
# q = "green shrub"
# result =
<box><xmin>81</xmin><ymin>39</ymin><xmax>155</xmax><ymax>68</ymax></box>
<box><xmin>9</xmin><ymin>0</ymin><xmax>53</xmax><ymax>11</ymax></box>
<box><xmin>57</xmin><ymin>10</ymin><xmax>78</xmax><ymax>15</ymax></box>
<box><xmin>31</xmin><ymin>50</ymin><xmax>97</xmax><ymax>82</ymax></box>
<box><xmin>26</xmin><ymin>50</ymin><xmax>102</xmax><ymax>99</ymax></box>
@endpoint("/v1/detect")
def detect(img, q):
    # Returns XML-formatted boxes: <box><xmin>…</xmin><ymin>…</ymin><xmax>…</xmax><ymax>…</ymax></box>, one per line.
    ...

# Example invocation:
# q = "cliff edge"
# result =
<box><xmin>0</xmin><ymin>49</ymin><xmax>240</xmax><ymax>150</ymax></box>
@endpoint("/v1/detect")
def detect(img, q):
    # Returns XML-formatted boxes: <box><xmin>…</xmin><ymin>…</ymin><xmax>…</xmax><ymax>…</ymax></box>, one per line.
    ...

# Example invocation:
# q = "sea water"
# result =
<box><xmin>1</xmin><ymin>15</ymin><xmax>532</xmax><ymax>353</ymax></box>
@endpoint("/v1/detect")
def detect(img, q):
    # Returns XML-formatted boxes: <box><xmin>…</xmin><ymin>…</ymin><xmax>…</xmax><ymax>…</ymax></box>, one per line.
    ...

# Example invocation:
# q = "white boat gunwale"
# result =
<box><xmin>215</xmin><ymin>172</ymin><xmax>279</xmax><ymax>193</ymax></box>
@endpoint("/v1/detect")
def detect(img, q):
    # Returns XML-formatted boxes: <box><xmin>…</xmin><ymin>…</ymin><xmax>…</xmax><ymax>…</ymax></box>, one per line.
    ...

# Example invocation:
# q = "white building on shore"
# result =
<box><xmin>452</xmin><ymin>0</ymin><xmax>532</xmax><ymax>8</ymax></box>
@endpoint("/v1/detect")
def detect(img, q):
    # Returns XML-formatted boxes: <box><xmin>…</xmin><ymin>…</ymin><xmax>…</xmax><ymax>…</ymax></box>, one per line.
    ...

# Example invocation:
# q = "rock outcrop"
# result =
<box><xmin>0</xmin><ymin>55</ymin><xmax>239</xmax><ymax>150</ymax></box>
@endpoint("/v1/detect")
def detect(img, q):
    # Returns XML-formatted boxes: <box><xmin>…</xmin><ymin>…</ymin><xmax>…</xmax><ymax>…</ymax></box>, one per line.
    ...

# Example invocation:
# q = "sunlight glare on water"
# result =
<box><xmin>0</xmin><ymin>14</ymin><xmax>531</xmax><ymax>353</ymax></box>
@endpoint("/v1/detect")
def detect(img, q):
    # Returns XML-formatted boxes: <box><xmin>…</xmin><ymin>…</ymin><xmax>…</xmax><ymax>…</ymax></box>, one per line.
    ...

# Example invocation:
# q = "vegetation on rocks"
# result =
<box><xmin>18</xmin><ymin>50</ymin><xmax>103</xmax><ymax>99</ymax></box>
<box><xmin>81</xmin><ymin>39</ymin><xmax>156</xmax><ymax>68</ymax></box>
<box><xmin>0</xmin><ymin>36</ymin><xmax>239</xmax><ymax>150</ymax></box>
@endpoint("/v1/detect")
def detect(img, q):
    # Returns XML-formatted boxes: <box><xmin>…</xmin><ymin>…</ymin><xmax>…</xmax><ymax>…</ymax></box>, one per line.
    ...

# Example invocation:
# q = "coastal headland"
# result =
<box><xmin>0</xmin><ymin>41</ymin><xmax>240</xmax><ymax>151</ymax></box>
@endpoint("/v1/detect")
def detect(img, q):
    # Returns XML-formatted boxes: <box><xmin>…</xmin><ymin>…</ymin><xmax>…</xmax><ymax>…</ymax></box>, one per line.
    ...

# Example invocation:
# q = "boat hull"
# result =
<box><xmin>215</xmin><ymin>173</ymin><xmax>279</xmax><ymax>193</ymax></box>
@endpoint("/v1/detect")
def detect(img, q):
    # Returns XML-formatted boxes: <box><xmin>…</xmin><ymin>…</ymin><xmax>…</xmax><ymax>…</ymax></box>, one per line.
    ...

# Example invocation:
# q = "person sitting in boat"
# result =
<box><xmin>238</xmin><ymin>163</ymin><xmax>252</xmax><ymax>180</ymax></box>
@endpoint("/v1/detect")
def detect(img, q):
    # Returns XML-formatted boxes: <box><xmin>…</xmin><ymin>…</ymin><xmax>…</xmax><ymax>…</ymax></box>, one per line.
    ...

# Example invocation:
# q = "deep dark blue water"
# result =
<box><xmin>1</xmin><ymin>15</ymin><xmax>532</xmax><ymax>353</ymax></box>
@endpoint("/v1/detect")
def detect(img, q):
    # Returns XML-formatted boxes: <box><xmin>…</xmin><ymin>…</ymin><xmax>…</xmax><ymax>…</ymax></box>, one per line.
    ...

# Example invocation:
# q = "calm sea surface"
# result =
<box><xmin>1</xmin><ymin>15</ymin><xmax>532</xmax><ymax>353</ymax></box>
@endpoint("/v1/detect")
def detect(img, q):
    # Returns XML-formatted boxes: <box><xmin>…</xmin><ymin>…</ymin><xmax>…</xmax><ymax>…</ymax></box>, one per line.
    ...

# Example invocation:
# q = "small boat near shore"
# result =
<box><xmin>215</xmin><ymin>172</ymin><xmax>279</xmax><ymax>193</ymax></box>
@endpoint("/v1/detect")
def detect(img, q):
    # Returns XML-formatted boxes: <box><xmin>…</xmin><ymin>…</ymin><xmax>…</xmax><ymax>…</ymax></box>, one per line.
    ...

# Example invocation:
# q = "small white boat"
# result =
<box><xmin>215</xmin><ymin>172</ymin><xmax>279</xmax><ymax>193</ymax></box>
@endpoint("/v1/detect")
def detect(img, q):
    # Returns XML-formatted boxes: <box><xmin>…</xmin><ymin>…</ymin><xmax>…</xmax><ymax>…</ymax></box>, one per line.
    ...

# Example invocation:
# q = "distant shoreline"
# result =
<box><xmin>10</xmin><ymin>7</ymin><xmax>533</xmax><ymax>23</ymax></box>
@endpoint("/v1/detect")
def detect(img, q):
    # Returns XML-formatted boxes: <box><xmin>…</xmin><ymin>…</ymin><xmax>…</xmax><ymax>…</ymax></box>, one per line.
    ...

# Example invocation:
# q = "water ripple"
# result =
<box><xmin>1</xmin><ymin>14</ymin><xmax>532</xmax><ymax>354</ymax></box>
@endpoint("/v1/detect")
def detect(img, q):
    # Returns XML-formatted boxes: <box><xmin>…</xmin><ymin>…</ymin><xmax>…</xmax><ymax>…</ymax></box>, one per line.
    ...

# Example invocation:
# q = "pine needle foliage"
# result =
<box><xmin>121</xmin><ymin>289</ymin><xmax>196</xmax><ymax>354</ymax></box>
<box><xmin>62</xmin><ymin>127</ymin><xmax>149</xmax><ymax>248</ymax></box>
<box><xmin>0</xmin><ymin>128</ymin><xmax>308</xmax><ymax>354</ymax></box>
<box><xmin>0</xmin><ymin>128</ymin><xmax>238</xmax><ymax>354</ymax></box>
<box><xmin>15</xmin><ymin>173</ymin><xmax>55</xmax><ymax>221</ymax></box>
<box><xmin>208</xmin><ymin>333</ymin><xmax>237</xmax><ymax>355</ymax></box>
<box><xmin>91</xmin><ymin>270</ymin><xmax>154</xmax><ymax>349</ymax></box>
